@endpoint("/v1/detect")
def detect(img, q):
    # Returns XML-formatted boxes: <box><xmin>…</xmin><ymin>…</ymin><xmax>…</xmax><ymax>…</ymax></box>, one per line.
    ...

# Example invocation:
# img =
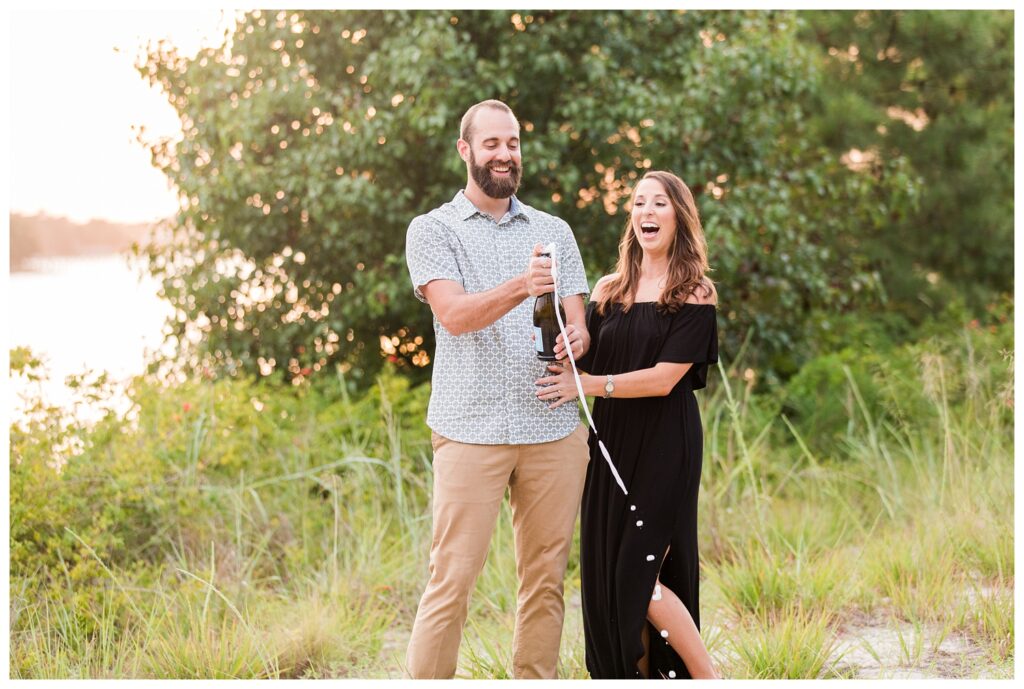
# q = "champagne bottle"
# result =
<box><xmin>533</xmin><ymin>251</ymin><xmax>565</xmax><ymax>361</ymax></box>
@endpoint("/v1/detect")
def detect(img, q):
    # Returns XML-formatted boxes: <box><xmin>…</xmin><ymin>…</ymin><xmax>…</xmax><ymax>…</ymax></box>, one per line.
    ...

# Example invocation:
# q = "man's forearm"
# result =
<box><xmin>437</xmin><ymin>275</ymin><xmax>530</xmax><ymax>335</ymax></box>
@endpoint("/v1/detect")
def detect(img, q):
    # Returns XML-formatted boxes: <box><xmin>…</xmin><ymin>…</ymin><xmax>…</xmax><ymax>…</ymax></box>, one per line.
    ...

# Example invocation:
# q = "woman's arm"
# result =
<box><xmin>535</xmin><ymin>281</ymin><xmax>714</xmax><ymax>408</ymax></box>
<box><xmin>536</xmin><ymin>361</ymin><xmax>692</xmax><ymax>408</ymax></box>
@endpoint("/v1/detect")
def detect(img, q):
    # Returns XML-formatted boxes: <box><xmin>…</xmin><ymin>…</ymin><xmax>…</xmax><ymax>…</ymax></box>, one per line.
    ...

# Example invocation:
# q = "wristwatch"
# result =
<box><xmin>603</xmin><ymin>374</ymin><xmax>615</xmax><ymax>398</ymax></box>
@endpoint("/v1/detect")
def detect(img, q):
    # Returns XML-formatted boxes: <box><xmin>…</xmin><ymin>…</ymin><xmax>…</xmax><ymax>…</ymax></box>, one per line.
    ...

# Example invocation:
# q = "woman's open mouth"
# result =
<box><xmin>640</xmin><ymin>221</ymin><xmax>660</xmax><ymax>238</ymax></box>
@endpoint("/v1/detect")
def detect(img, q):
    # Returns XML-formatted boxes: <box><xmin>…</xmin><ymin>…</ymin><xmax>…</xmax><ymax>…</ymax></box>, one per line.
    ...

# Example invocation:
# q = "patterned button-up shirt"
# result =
<box><xmin>406</xmin><ymin>190</ymin><xmax>590</xmax><ymax>444</ymax></box>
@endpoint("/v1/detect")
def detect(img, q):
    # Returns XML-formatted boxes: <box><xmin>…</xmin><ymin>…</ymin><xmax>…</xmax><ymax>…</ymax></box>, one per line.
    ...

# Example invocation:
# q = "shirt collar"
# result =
<box><xmin>453</xmin><ymin>190</ymin><xmax>529</xmax><ymax>223</ymax></box>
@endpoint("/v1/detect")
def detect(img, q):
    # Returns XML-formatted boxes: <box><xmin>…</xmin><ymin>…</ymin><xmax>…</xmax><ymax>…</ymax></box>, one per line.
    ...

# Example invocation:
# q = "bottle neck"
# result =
<box><xmin>539</xmin><ymin>253</ymin><xmax>553</xmax><ymax>301</ymax></box>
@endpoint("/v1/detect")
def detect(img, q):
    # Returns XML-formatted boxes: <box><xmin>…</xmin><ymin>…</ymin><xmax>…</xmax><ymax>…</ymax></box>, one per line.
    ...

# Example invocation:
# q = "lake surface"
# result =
<box><xmin>9</xmin><ymin>254</ymin><xmax>174</xmax><ymax>420</ymax></box>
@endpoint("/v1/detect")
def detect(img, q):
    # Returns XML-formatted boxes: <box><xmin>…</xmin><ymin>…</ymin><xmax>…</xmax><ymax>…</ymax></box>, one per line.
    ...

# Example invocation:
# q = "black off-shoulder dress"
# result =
<box><xmin>576</xmin><ymin>300</ymin><xmax>718</xmax><ymax>680</ymax></box>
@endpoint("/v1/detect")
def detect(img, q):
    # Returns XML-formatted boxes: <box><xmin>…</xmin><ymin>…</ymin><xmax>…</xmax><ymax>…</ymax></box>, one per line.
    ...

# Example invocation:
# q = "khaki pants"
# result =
<box><xmin>405</xmin><ymin>424</ymin><xmax>590</xmax><ymax>679</ymax></box>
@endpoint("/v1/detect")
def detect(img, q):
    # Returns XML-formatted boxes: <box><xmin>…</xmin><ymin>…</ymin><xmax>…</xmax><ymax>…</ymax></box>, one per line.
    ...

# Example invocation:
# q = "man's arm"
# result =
<box><xmin>421</xmin><ymin>244</ymin><xmax>555</xmax><ymax>336</ymax></box>
<box><xmin>421</xmin><ymin>277</ymin><xmax>529</xmax><ymax>336</ymax></box>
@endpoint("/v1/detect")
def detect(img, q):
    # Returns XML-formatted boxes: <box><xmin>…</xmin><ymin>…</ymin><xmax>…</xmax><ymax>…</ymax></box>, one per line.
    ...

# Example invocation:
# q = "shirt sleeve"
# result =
<box><xmin>555</xmin><ymin>220</ymin><xmax>590</xmax><ymax>299</ymax></box>
<box><xmin>406</xmin><ymin>214</ymin><xmax>463</xmax><ymax>303</ymax></box>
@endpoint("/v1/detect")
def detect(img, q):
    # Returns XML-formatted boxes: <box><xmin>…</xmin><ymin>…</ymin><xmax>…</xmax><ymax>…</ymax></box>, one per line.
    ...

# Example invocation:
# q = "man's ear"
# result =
<box><xmin>456</xmin><ymin>138</ymin><xmax>470</xmax><ymax>162</ymax></box>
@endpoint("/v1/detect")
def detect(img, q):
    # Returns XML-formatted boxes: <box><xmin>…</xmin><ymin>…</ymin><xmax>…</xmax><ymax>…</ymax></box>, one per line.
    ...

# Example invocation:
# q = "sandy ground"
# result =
<box><xmin>831</xmin><ymin>610</ymin><xmax>1009</xmax><ymax>679</ymax></box>
<box><xmin>373</xmin><ymin>591</ymin><xmax>1012</xmax><ymax>679</ymax></box>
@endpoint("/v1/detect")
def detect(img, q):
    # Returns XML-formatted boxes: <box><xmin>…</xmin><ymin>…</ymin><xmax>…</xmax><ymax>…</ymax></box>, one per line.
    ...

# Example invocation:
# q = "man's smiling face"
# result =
<box><xmin>464</xmin><ymin>107</ymin><xmax>522</xmax><ymax>199</ymax></box>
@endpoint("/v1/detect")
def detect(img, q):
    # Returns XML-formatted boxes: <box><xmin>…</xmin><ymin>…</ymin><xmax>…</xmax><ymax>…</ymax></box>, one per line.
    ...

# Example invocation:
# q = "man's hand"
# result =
<box><xmin>526</xmin><ymin>243</ymin><xmax>555</xmax><ymax>297</ymax></box>
<box><xmin>554</xmin><ymin>324</ymin><xmax>587</xmax><ymax>362</ymax></box>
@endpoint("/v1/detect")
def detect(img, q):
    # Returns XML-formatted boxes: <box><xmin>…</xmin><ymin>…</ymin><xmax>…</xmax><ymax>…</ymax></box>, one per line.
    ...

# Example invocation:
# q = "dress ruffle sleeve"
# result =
<box><xmin>655</xmin><ymin>305</ymin><xmax>718</xmax><ymax>390</ymax></box>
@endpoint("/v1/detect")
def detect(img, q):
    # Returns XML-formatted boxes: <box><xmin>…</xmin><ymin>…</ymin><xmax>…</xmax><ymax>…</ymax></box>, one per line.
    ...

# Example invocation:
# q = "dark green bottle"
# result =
<box><xmin>533</xmin><ymin>252</ymin><xmax>566</xmax><ymax>361</ymax></box>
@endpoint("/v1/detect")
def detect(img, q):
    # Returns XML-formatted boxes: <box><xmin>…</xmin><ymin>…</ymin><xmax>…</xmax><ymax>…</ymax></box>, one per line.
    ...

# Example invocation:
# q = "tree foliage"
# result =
<box><xmin>802</xmin><ymin>10</ymin><xmax>1013</xmax><ymax>313</ymax></box>
<box><xmin>140</xmin><ymin>9</ymin><xmax>920</xmax><ymax>386</ymax></box>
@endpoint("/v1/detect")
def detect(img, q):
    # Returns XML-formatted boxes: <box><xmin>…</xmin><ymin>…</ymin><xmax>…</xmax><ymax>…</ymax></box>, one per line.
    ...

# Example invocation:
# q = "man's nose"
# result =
<box><xmin>498</xmin><ymin>143</ymin><xmax>520</xmax><ymax>160</ymax></box>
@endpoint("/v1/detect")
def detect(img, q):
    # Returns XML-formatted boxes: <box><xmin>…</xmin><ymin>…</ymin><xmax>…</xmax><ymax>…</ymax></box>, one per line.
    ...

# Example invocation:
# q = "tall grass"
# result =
<box><xmin>727</xmin><ymin>605</ymin><xmax>846</xmax><ymax>679</ymax></box>
<box><xmin>9</xmin><ymin>319</ymin><xmax>1013</xmax><ymax>678</ymax></box>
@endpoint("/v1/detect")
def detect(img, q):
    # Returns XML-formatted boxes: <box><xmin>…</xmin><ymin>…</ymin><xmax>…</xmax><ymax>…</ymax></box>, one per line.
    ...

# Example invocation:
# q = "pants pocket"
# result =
<box><xmin>431</xmin><ymin>431</ymin><xmax>449</xmax><ymax>453</ymax></box>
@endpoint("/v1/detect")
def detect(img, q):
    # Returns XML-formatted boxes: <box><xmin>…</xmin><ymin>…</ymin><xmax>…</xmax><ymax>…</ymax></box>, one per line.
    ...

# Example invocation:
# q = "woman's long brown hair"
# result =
<box><xmin>596</xmin><ymin>170</ymin><xmax>715</xmax><ymax>315</ymax></box>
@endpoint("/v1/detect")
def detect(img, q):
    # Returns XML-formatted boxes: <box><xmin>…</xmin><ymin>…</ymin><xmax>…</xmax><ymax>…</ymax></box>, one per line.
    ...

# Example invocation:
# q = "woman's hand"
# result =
<box><xmin>554</xmin><ymin>324</ymin><xmax>587</xmax><ymax>361</ymax></box>
<box><xmin>535</xmin><ymin>362</ymin><xmax>581</xmax><ymax>409</ymax></box>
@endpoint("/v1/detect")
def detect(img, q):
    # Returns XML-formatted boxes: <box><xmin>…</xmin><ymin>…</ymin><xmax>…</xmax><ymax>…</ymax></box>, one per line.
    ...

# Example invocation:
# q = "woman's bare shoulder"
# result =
<box><xmin>684</xmin><ymin>277</ymin><xmax>718</xmax><ymax>305</ymax></box>
<box><xmin>590</xmin><ymin>273</ymin><xmax>619</xmax><ymax>302</ymax></box>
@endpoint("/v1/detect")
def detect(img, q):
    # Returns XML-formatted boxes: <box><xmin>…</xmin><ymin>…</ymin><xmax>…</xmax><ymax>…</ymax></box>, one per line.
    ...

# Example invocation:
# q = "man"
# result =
<box><xmin>404</xmin><ymin>99</ymin><xmax>591</xmax><ymax>679</ymax></box>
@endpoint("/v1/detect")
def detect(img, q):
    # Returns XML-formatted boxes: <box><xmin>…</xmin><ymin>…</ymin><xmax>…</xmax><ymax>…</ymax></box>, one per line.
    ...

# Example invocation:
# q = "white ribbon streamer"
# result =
<box><xmin>546</xmin><ymin>243</ymin><xmax>628</xmax><ymax>495</ymax></box>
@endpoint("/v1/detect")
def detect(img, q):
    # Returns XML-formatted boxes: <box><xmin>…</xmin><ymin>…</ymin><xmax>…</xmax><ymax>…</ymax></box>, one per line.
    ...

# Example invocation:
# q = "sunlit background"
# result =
<box><xmin>10</xmin><ymin>9</ymin><xmax>234</xmax><ymax>222</ymax></box>
<box><xmin>5</xmin><ymin>9</ymin><xmax>1013</xmax><ymax>680</ymax></box>
<box><xmin>8</xmin><ymin>9</ymin><xmax>240</xmax><ymax>418</ymax></box>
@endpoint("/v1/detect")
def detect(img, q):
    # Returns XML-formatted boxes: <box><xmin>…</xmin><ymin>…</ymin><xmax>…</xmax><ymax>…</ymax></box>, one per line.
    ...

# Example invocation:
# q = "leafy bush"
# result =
<box><xmin>779</xmin><ymin>348</ymin><xmax>884</xmax><ymax>459</ymax></box>
<box><xmin>10</xmin><ymin>351</ymin><xmax>432</xmax><ymax>626</ymax></box>
<box><xmin>779</xmin><ymin>305</ymin><xmax>1011</xmax><ymax>459</ymax></box>
<box><xmin>9</xmin><ymin>303</ymin><xmax>1012</xmax><ymax>678</ymax></box>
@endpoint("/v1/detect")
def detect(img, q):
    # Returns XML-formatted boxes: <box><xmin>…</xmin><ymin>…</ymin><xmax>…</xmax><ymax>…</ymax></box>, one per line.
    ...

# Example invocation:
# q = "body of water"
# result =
<box><xmin>9</xmin><ymin>253</ymin><xmax>174</xmax><ymax>421</ymax></box>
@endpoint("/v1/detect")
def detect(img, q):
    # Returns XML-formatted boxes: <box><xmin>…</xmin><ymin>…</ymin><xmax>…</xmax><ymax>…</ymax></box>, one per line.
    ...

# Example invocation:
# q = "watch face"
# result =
<box><xmin>605</xmin><ymin>380</ymin><xmax>614</xmax><ymax>393</ymax></box>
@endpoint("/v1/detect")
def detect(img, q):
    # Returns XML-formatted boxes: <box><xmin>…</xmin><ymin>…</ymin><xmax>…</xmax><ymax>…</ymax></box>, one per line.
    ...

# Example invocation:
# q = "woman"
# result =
<box><xmin>537</xmin><ymin>170</ymin><xmax>719</xmax><ymax>679</ymax></box>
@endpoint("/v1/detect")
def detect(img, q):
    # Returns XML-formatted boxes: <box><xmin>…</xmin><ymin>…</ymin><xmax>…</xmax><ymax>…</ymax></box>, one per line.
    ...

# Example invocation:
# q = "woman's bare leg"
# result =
<box><xmin>647</xmin><ymin>578</ymin><xmax>720</xmax><ymax>679</ymax></box>
<box><xmin>637</xmin><ymin>623</ymin><xmax>650</xmax><ymax>678</ymax></box>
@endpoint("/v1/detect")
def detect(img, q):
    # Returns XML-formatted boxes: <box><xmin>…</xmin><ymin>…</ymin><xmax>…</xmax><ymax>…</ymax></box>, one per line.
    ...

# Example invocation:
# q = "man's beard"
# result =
<box><xmin>469</xmin><ymin>151</ymin><xmax>522</xmax><ymax>199</ymax></box>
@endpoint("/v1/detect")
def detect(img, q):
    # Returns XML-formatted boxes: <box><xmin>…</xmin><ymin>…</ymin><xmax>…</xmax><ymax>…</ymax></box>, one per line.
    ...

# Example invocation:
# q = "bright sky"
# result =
<box><xmin>8</xmin><ymin>9</ymin><xmax>236</xmax><ymax>224</ymax></box>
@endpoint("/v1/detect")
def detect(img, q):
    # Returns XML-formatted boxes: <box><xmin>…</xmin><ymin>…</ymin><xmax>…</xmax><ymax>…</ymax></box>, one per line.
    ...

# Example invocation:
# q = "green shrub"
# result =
<box><xmin>8</xmin><ymin>304</ymin><xmax>1012</xmax><ymax>678</ymax></box>
<box><xmin>778</xmin><ymin>348</ymin><xmax>883</xmax><ymax>459</ymax></box>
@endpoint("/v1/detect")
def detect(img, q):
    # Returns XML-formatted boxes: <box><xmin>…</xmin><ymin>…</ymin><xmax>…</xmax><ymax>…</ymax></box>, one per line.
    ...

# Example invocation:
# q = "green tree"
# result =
<box><xmin>139</xmin><ymin>9</ymin><xmax>917</xmax><ymax>386</ymax></box>
<box><xmin>802</xmin><ymin>10</ymin><xmax>1013</xmax><ymax>314</ymax></box>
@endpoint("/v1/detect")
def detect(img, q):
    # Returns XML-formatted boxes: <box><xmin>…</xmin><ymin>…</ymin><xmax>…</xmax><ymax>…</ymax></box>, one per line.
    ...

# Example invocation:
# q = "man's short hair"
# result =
<box><xmin>460</xmin><ymin>99</ymin><xmax>519</xmax><ymax>145</ymax></box>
